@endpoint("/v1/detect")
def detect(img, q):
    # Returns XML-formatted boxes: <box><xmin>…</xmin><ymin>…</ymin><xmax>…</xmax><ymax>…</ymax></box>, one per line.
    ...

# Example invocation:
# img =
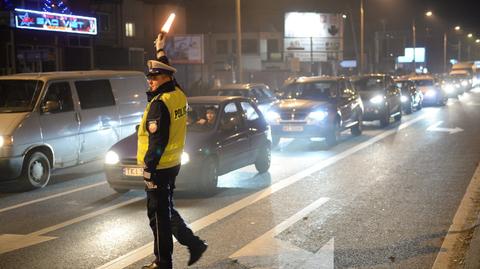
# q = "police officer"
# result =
<box><xmin>138</xmin><ymin>33</ymin><xmax>207</xmax><ymax>269</ymax></box>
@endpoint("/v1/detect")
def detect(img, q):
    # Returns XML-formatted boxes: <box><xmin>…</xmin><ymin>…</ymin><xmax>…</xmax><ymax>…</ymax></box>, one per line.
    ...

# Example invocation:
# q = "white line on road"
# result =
<box><xmin>0</xmin><ymin>196</ymin><xmax>143</xmax><ymax>254</ymax></box>
<box><xmin>432</xmin><ymin>163</ymin><xmax>480</xmax><ymax>268</ymax></box>
<box><xmin>0</xmin><ymin>182</ymin><xmax>107</xmax><ymax>214</ymax></box>
<box><xmin>97</xmin><ymin>114</ymin><xmax>427</xmax><ymax>269</ymax></box>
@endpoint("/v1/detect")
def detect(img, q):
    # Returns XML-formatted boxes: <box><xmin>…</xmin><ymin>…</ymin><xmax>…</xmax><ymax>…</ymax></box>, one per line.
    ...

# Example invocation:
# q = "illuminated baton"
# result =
<box><xmin>161</xmin><ymin>13</ymin><xmax>176</xmax><ymax>34</ymax></box>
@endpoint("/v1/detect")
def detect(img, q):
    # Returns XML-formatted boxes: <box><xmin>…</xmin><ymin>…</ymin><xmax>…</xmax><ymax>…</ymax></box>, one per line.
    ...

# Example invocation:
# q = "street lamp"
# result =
<box><xmin>476</xmin><ymin>39</ymin><xmax>480</xmax><ymax>44</ymax></box>
<box><xmin>425</xmin><ymin>11</ymin><xmax>433</xmax><ymax>17</ymax></box>
<box><xmin>468</xmin><ymin>33</ymin><xmax>473</xmax><ymax>38</ymax></box>
<box><xmin>455</xmin><ymin>26</ymin><xmax>461</xmax><ymax>31</ymax></box>
<box><xmin>360</xmin><ymin>0</ymin><xmax>365</xmax><ymax>74</ymax></box>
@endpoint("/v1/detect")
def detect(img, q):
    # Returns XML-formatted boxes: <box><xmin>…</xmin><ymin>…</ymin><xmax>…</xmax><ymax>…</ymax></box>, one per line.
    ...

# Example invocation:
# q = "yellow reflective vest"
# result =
<box><xmin>137</xmin><ymin>87</ymin><xmax>187</xmax><ymax>169</ymax></box>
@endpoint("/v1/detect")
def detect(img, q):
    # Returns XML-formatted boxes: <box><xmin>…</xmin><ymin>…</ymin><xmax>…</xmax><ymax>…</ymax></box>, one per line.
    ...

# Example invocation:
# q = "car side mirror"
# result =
<box><xmin>135</xmin><ymin>124</ymin><xmax>140</xmax><ymax>131</ymax></box>
<box><xmin>42</xmin><ymin>100</ymin><xmax>60</xmax><ymax>113</ymax></box>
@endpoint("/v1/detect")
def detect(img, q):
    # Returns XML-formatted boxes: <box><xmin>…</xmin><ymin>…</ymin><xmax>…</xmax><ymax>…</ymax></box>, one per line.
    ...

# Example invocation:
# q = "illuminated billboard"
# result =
<box><xmin>397</xmin><ymin>48</ymin><xmax>425</xmax><ymax>63</ymax></box>
<box><xmin>14</xmin><ymin>8</ymin><xmax>97</xmax><ymax>35</ymax></box>
<box><xmin>284</xmin><ymin>12</ymin><xmax>344</xmax><ymax>62</ymax></box>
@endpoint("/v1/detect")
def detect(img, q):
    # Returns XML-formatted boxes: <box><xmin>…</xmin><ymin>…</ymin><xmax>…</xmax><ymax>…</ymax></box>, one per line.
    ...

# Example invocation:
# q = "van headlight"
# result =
<box><xmin>442</xmin><ymin>84</ymin><xmax>455</xmax><ymax>94</ymax></box>
<box><xmin>105</xmin><ymin>150</ymin><xmax>120</xmax><ymax>165</ymax></box>
<box><xmin>370</xmin><ymin>95</ymin><xmax>384</xmax><ymax>104</ymax></box>
<box><xmin>181</xmin><ymin>152</ymin><xmax>190</xmax><ymax>165</ymax></box>
<box><xmin>401</xmin><ymin>95</ymin><xmax>409</xmax><ymax>103</ymax></box>
<box><xmin>0</xmin><ymin>135</ymin><xmax>13</xmax><ymax>148</ymax></box>
<box><xmin>461</xmin><ymin>80</ymin><xmax>468</xmax><ymax>87</ymax></box>
<box><xmin>425</xmin><ymin>90</ymin><xmax>436</xmax><ymax>98</ymax></box>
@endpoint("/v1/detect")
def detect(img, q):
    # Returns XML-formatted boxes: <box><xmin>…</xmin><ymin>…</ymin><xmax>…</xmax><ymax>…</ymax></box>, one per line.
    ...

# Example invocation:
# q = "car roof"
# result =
<box><xmin>0</xmin><ymin>70</ymin><xmax>145</xmax><ymax>81</ymax></box>
<box><xmin>210</xmin><ymin>83</ymin><xmax>267</xmax><ymax>91</ymax></box>
<box><xmin>287</xmin><ymin>75</ymin><xmax>345</xmax><ymax>84</ymax></box>
<box><xmin>188</xmin><ymin>96</ymin><xmax>250</xmax><ymax>104</ymax></box>
<box><xmin>408</xmin><ymin>75</ymin><xmax>434</xmax><ymax>81</ymax></box>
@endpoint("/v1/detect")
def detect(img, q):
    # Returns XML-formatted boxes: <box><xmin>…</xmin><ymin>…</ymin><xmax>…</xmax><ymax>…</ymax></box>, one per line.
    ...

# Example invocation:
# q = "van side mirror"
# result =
<box><xmin>135</xmin><ymin>124</ymin><xmax>140</xmax><ymax>131</ymax></box>
<box><xmin>42</xmin><ymin>100</ymin><xmax>60</xmax><ymax>113</ymax></box>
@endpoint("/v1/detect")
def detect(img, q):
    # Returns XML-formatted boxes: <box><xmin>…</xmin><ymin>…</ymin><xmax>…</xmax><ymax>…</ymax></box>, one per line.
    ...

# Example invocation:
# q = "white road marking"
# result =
<box><xmin>230</xmin><ymin>197</ymin><xmax>332</xmax><ymax>269</ymax></box>
<box><xmin>0</xmin><ymin>197</ymin><xmax>143</xmax><ymax>254</ymax></box>
<box><xmin>432</xmin><ymin>163</ymin><xmax>480</xmax><ymax>268</ymax></box>
<box><xmin>427</xmin><ymin>121</ymin><xmax>464</xmax><ymax>134</ymax></box>
<box><xmin>97</xmin><ymin>114</ymin><xmax>427</xmax><ymax>269</ymax></box>
<box><xmin>0</xmin><ymin>182</ymin><xmax>107</xmax><ymax>214</ymax></box>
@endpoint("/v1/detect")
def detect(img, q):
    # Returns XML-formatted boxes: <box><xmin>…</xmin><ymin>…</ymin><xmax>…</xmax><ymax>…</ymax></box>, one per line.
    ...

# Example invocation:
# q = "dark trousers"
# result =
<box><xmin>146</xmin><ymin>170</ymin><xmax>201</xmax><ymax>269</ymax></box>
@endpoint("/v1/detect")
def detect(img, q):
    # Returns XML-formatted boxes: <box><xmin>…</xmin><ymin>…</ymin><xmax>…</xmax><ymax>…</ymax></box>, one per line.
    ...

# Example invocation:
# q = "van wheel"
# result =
<box><xmin>21</xmin><ymin>151</ymin><xmax>51</xmax><ymax>189</ymax></box>
<box><xmin>197</xmin><ymin>157</ymin><xmax>218</xmax><ymax>195</ymax></box>
<box><xmin>255</xmin><ymin>146</ymin><xmax>271</xmax><ymax>173</ymax></box>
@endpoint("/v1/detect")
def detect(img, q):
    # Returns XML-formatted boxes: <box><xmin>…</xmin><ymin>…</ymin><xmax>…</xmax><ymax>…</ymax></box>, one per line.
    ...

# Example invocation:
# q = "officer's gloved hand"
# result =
<box><xmin>143</xmin><ymin>169</ymin><xmax>157</xmax><ymax>189</ymax></box>
<box><xmin>154</xmin><ymin>33</ymin><xmax>166</xmax><ymax>59</ymax></box>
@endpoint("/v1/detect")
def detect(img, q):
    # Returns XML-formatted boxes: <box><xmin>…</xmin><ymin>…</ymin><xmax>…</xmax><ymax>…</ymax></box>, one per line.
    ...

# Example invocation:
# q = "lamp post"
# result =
<box><xmin>360</xmin><ymin>0</ymin><xmax>364</xmax><ymax>74</ymax></box>
<box><xmin>235</xmin><ymin>0</ymin><xmax>242</xmax><ymax>83</ymax></box>
<box><xmin>412</xmin><ymin>18</ymin><xmax>416</xmax><ymax>73</ymax></box>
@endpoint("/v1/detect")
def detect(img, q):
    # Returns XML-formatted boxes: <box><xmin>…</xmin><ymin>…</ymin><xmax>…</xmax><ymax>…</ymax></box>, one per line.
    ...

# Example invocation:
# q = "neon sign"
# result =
<box><xmin>14</xmin><ymin>8</ymin><xmax>97</xmax><ymax>35</ymax></box>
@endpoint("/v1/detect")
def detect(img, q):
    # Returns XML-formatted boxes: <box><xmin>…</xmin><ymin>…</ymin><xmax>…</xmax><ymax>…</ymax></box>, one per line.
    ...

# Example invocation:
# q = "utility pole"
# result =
<box><xmin>235</xmin><ymin>0</ymin><xmax>243</xmax><ymax>83</ymax></box>
<box><xmin>360</xmin><ymin>0</ymin><xmax>364</xmax><ymax>74</ymax></box>
<box><xmin>443</xmin><ymin>32</ymin><xmax>447</xmax><ymax>73</ymax></box>
<box><xmin>412</xmin><ymin>19</ymin><xmax>416</xmax><ymax>73</ymax></box>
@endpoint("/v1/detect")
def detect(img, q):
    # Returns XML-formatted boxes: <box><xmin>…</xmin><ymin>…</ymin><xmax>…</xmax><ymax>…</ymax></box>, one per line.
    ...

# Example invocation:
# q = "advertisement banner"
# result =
<box><xmin>14</xmin><ymin>8</ymin><xmax>97</xmax><ymax>35</ymax></box>
<box><xmin>165</xmin><ymin>35</ymin><xmax>204</xmax><ymax>64</ymax></box>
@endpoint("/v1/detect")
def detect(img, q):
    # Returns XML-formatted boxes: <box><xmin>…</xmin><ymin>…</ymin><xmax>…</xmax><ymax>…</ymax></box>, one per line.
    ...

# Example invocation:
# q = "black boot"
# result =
<box><xmin>187</xmin><ymin>241</ymin><xmax>208</xmax><ymax>266</ymax></box>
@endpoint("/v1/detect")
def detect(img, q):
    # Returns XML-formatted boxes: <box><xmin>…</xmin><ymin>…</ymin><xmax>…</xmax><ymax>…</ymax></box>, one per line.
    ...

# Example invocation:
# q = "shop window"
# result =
<box><xmin>232</xmin><ymin>39</ymin><xmax>258</xmax><ymax>54</ymax></box>
<box><xmin>125</xmin><ymin>22</ymin><xmax>135</xmax><ymax>37</ymax></box>
<box><xmin>97</xmin><ymin>13</ymin><xmax>110</xmax><ymax>32</ymax></box>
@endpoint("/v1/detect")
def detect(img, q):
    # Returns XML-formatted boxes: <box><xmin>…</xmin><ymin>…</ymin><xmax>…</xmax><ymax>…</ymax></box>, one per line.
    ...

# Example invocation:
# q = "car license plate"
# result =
<box><xmin>123</xmin><ymin>167</ymin><xmax>143</xmax><ymax>177</ymax></box>
<box><xmin>282</xmin><ymin>125</ymin><xmax>304</xmax><ymax>132</ymax></box>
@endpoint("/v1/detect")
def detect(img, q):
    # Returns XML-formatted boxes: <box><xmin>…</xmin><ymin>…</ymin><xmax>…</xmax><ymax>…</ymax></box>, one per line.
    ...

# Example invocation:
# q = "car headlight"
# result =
<box><xmin>105</xmin><ymin>150</ymin><xmax>120</xmax><ymax>165</ymax></box>
<box><xmin>442</xmin><ymin>84</ymin><xmax>455</xmax><ymax>94</ymax></box>
<box><xmin>369</xmin><ymin>95</ymin><xmax>384</xmax><ymax>104</ymax></box>
<box><xmin>0</xmin><ymin>135</ymin><xmax>13</xmax><ymax>148</ymax></box>
<box><xmin>266</xmin><ymin>111</ymin><xmax>281</xmax><ymax>123</ymax></box>
<box><xmin>307</xmin><ymin>111</ymin><xmax>328</xmax><ymax>121</ymax></box>
<box><xmin>181</xmin><ymin>152</ymin><xmax>190</xmax><ymax>165</ymax></box>
<box><xmin>425</xmin><ymin>90</ymin><xmax>436</xmax><ymax>97</ymax></box>
<box><xmin>401</xmin><ymin>95</ymin><xmax>409</xmax><ymax>103</ymax></box>
<box><xmin>461</xmin><ymin>81</ymin><xmax>468</xmax><ymax>87</ymax></box>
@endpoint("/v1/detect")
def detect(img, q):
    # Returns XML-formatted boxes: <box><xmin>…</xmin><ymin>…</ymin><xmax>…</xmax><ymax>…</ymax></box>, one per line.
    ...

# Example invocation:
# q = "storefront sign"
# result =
<box><xmin>14</xmin><ymin>8</ymin><xmax>97</xmax><ymax>35</ymax></box>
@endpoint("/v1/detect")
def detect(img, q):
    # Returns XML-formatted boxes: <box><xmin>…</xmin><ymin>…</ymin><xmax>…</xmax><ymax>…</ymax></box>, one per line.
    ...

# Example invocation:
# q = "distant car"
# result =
<box><xmin>439</xmin><ymin>75</ymin><xmax>464</xmax><ymax>97</ymax></box>
<box><xmin>449</xmin><ymin>71</ymin><xmax>473</xmax><ymax>92</ymax></box>
<box><xmin>265</xmin><ymin>76</ymin><xmax>364</xmax><ymax>148</ymax></box>
<box><xmin>394</xmin><ymin>78</ymin><xmax>423</xmax><ymax>114</ymax></box>
<box><xmin>409</xmin><ymin>75</ymin><xmax>447</xmax><ymax>106</ymax></box>
<box><xmin>104</xmin><ymin>96</ymin><xmax>271</xmax><ymax>194</ymax></box>
<box><xmin>352</xmin><ymin>74</ymin><xmax>402</xmax><ymax>127</ymax></box>
<box><xmin>209</xmin><ymin>83</ymin><xmax>278</xmax><ymax>116</ymax></box>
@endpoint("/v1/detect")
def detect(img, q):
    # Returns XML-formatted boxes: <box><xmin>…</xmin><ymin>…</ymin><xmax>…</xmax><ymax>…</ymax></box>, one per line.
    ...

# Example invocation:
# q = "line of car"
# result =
<box><xmin>0</xmin><ymin>71</ymin><xmax>471</xmax><ymax>194</ymax></box>
<box><xmin>104</xmin><ymin>72</ymin><xmax>471</xmax><ymax>195</ymax></box>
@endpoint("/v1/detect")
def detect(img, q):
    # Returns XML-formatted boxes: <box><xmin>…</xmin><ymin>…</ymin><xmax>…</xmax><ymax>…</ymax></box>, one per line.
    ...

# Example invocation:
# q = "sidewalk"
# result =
<box><xmin>464</xmin><ymin>214</ymin><xmax>480</xmax><ymax>269</ymax></box>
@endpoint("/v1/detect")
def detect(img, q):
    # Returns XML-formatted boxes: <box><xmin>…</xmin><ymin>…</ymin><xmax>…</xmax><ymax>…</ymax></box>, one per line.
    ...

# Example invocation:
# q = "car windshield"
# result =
<box><xmin>395</xmin><ymin>80</ymin><xmax>409</xmax><ymax>89</ymax></box>
<box><xmin>412</xmin><ymin>79</ymin><xmax>434</xmax><ymax>87</ymax></box>
<box><xmin>353</xmin><ymin>77</ymin><xmax>385</xmax><ymax>91</ymax></box>
<box><xmin>187</xmin><ymin>104</ymin><xmax>220</xmax><ymax>131</ymax></box>
<box><xmin>279</xmin><ymin>81</ymin><xmax>337</xmax><ymax>101</ymax></box>
<box><xmin>0</xmin><ymin>80</ymin><xmax>43</xmax><ymax>113</ymax></box>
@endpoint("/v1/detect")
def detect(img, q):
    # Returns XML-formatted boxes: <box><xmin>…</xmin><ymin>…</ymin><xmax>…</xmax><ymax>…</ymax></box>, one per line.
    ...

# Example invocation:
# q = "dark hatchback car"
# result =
<box><xmin>104</xmin><ymin>96</ymin><xmax>272</xmax><ymax>194</ymax></box>
<box><xmin>352</xmin><ymin>74</ymin><xmax>402</xmax><ymax>127</ymax></box>
<box><xmin>394</xmin><ymin>78</ymin><xmax>423</xmax><ymax>114</ymax></box>
<box><xmin>265</xmin><ymin>76</ymin><xmax>364</xmax><ymax>147</ymax></box>
<box><xmin>209</xmin><ymin>83</ymin><xmax>278</xmax><ymax>115</ymax></box>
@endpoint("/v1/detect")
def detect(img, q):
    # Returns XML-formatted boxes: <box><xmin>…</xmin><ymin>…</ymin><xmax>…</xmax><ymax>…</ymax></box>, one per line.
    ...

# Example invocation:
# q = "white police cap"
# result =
<box><xmin>146</xmin><ymin>60</ymin><xmax>177</xmax><ymax>76</ymax></box>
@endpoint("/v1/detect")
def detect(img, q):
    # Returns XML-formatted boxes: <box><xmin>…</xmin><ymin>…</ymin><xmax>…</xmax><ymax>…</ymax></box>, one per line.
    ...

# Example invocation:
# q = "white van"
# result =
<box><xmin>0</xmin><ymin>71</ymin><xmax>148</xmax><ymax>189</ymax></box>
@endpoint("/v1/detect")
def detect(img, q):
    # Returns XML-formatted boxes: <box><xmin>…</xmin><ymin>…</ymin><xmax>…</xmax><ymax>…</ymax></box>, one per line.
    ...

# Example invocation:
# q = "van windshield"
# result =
<box><xmin>0</xmin><ymin>80</ymin><xmax>43</xmax><ymax>113</ymax></box>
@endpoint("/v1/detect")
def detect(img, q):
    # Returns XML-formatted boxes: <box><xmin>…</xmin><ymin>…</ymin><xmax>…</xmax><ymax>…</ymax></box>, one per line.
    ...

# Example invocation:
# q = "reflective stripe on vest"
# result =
<box><xmin>137</xmin><ymin>87</ymin><xmax>187</xmax><ymax>169</ymax></box>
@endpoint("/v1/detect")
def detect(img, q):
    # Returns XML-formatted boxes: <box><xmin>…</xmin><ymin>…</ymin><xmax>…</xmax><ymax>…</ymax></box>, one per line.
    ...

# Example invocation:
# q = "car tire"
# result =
<box><xmin>20</xmin><ymin>151</ymin><xmax>51</xmax><ymax>189</ymax></box>
<box><xmin>379</xmin><ymin>107</ymin><xmax>390</xmax><ymax>127</ymax></box>
<box><xmin>350</xmin><ymin>115</ymin><xmax>363</xmax><ymax>136</ymax></box>
<box><xmin>255</xmin><ymin>145</ymin><xmax>271</xmax><ymax>173</ymax></box>
<box><xmin>197</xmin><ymin>157</ymin><xmax>218</xmax><ymax>195</ymax></box>
<box><xmin>325</xmin><ymin>121</ymin><xmax>340</xmax><ymax>148</ymax></box>
<box><xmin>394</xmin><ymin>107</ymin><xmax>402</xmax><ymax>122</ymax></box>
<box><xmin>405</xmin><ymin>101</ymin><xmax>413</xmax><ymax>114</ymax></box>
